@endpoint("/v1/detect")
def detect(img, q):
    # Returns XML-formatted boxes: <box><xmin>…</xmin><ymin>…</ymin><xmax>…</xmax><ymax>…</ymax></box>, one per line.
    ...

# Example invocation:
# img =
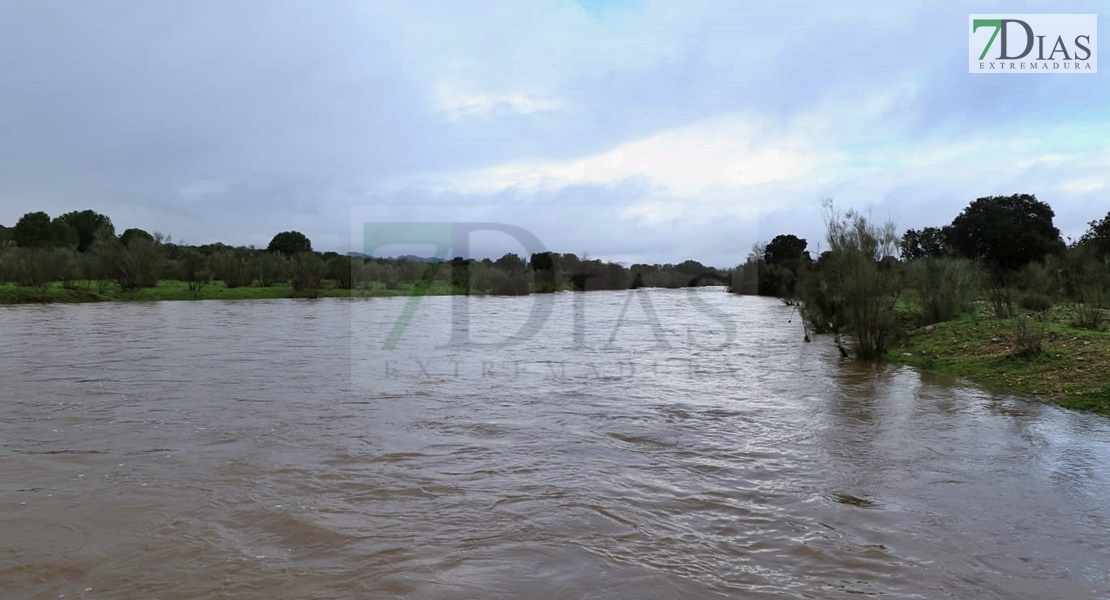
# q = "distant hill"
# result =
<box><xmin>345</xmin><ymin>251</ymin><xmax>442</xmax><ymax>263</ymax></box>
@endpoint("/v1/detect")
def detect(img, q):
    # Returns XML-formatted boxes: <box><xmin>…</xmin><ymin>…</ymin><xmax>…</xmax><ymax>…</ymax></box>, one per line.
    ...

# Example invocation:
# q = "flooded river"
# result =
<box><xmin>1</xmin><ymin>289</ymin><xmax>1108</xmax><ymax>599</ymax></box>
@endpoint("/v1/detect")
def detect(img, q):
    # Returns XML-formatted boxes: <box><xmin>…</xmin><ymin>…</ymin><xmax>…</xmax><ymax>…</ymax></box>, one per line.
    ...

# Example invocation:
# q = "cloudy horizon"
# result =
<box><xmin>1</xmin><ymin>1</ymin><xmax>1106</xmax><ymax>268</ymax></box>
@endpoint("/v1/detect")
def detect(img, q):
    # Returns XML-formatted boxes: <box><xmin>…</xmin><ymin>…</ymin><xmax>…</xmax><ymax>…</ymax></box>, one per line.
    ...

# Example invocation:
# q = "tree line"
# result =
<box><xmin>731</xmin><ymin>194</ymin><xmax>1110</xmax><ymax>359</ymax></box>
<box><xmin>0</xmin><ymin>210</ymin><xmax>729</xmax><ymax>298</ymax></box>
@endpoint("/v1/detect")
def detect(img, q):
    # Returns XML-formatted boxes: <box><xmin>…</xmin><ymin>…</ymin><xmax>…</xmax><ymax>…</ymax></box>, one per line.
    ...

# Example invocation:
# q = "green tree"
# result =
<box><xmin>530</xmin><ymin>251</ymin><xmax>559</xmax><ymax>293</ymax></box>
<box><xmin>177</xmin><ymin>247</ymin><xmax>212</xmax><ymax>293</ymax></box>
<box><xmin>12</xmin><ymin>211</ymin><xmax>52</xmax><ymax>247</ymax></box>
<box><xmin>209</xmin><ymin>248</ymin><xmax>254</xmax><ymax>288</ymax></box>
<box><xmin>762</xmin><ymin>234</ymin><xmax>810</xmax><ymax>300</ymax></box>
<box><xmin>764</xmin><ymin>234</ymin><xmax>808</xmax><ymax>265</ymax></box>
<box><xmin>326</xmin><ymin>254</ymin><xmax>356</xmax><ymax>290</ymax></box>
<box><xmin>900</xmin><ymin>226</ymin><xmax>951</xmax><ymax>261</ymax></box>
<box><xmin>254</xmin><ymin>251</ymin><xmax>289</xmax><ymax>287</ymax></box>
<box><xmin>801</xmin><ymin>203</ymin><xmax>902</xmax><ymax>359</ymax></box>
<box><xmin>908</xmin><ymin>257</ymin><xmax>977</xmax><ymax>323</ymax></box>
<box><xmin>494</xmin><ymin>252</ymin><xmax>527</xmax><ymax>276</ymax></box>
<box><xmin>948</xmin><ymin>194</ymin><xmax>1064</xmax><ymax>273</ymax></box>
<box><xmin>93</xmin><ymin>233</ymin><xmax>162</xmax><ymax>290</ymax></box>
<box><xmin>449</xmin><ymin>256</ymin><xmax>472</xmax><ymax>293</ymax></box>
<box><xmin>1078</xmin><ymin>210</ymin><xmax>1110</xmax><ymax>260</ymax></box>
<box><xmin>60</xmin><ymin>210</ymin><xmax>115</xmax><ymax>253</ymax></box>
<box><xmin>50</xmin><ymin>218</ymin><xmax>79</xmax><ymax>249</ymax></box>
<box><xmin>267</xmin><ymin>231</ymin><xmax>312</xmax><ymax>257</ymax></box>
<box><xmin>475</xmin><ymin>264</ymin><xmax>530</xmax><ymax>295</ymax></box>
<box><xmin>6</xmin><ymin>247</ymin><xmax>74</xmax><ymax>289</ymax></box>
<box><xmin>290</xmin><ymin>252</ymin><xmax>327</xmax><ymax>297</ymax></box>
<box><xmin>119</xmin><ymin>228</ymin><xmax>154</xmax><ymax>248</ymax></box>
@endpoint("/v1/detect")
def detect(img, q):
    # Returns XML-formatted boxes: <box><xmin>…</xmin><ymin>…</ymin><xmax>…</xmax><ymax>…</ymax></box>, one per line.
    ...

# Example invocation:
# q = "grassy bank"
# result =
<box><xmin>0</xmin><ymin>279</ymin><xmax>467</xmax><ymax>304</ymax></box>
<box><xmin>890</xmin><ymin>304</ymin><xmax>1110</xmax><ymax>415</ymax></box>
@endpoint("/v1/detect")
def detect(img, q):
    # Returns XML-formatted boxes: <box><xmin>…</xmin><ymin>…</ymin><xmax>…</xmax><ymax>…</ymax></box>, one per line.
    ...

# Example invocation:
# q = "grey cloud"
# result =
<box><xmin>0</xmin><ymin>1</ymin><xmax>1106</xmax><ymax>262</ymax></box>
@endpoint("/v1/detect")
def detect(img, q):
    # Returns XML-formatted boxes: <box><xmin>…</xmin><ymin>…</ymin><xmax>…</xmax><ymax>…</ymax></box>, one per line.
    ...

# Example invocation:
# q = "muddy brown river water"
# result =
<box><xmin>1</xmin><ymin>289</ymin><xmax>1108</xmax><ymax>599</ymax></box>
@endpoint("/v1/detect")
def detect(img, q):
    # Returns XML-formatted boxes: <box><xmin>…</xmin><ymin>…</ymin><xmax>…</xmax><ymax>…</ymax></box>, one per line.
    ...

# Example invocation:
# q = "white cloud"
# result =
<box><xmin>1059</xmin><ymin>177</ymin><xmax>1107</xmax><ymax>194</ymax></box>
<box><xmin>432</xmin><ymin>81</ymin><xmax>563</xmax><ymax>119</ymax></box>
<box><xmin>435</xmin><ymin>112</ymin><xmax>821</xmax><ymax>199</ymax></box>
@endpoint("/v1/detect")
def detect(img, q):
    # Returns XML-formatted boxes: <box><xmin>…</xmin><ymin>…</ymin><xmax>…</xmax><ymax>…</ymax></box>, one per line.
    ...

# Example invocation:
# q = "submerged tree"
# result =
<box><xmin>762</xmin><ymin>234</ymin><xmax>810</xmax><ymax>301</ymax></box>
<box><xmin>801</xmin><ymin>202</ymin><xmax>902</xmax><ymax>359</ymax></box>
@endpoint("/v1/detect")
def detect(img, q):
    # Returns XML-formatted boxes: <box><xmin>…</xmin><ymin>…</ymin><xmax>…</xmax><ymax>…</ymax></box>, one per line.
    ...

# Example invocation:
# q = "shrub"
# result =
<box><xmin>1063</xmin><ymin>247</ymin><xmax>1108</xmax><ymax>330</ymax></box>
<box><xmin>908</xmin><ymin>257</ymin><xmax>976</xmax><ymax>323</ymax></box>
<box><xmin>801</xmin><ymin>203</ymin><xmax>902</xmax><ymax>359</ymax></box>
<box><xmin>1073</xmin><ymin>301</ymin><xmax>1106</xmax><ymax>330</ymax></box>
<box><xmin>327</xmin><ymin>255</ymin><xmax>356</xmax><ymax>290</ymax></box>
<box><xmin>1011</xmin><ymin>316</ymin><xmax>1046</xmax><ymax>358</ymax></box>
<box><xmin>479</xmin><ymin>268</ymin><xmax>530</xmax><ymax>295</ymax></box>
<box><xmin>291</xmin><ymin>252</ymin><xmax>328</xmax><ymax>297</ymax></box>
<box><xmin>983</xmin><ymin>270</ymin><xmax>1015</xmax><ymax>318</ymax></box>
<box><xmin>7</xmin><ymin>247</ymin><xmax>75</xmax><ymax>289</ymax></box>
<box><xmin>178</xmin><ymin>248</ymin><xmax>211</xmax><ymax>293</ymax></box>
<box><xmin>255</xmin><ymin>252</ymin><xmax>288</xmax><ymax>287</ymax></box>
<box><xmin>1019</xmin><ymin>293</ymin><xmax>1053</xmax><ymax>313</ymax></box>
<box><xmin>210</xmin><ymin>249</ymin><xmax>254</xmax><ymax>288</ymax></box>
<box><xmin>94</xmin><ymin>236</ymin><xmax>163</xmax><ymax>290</ymax></box>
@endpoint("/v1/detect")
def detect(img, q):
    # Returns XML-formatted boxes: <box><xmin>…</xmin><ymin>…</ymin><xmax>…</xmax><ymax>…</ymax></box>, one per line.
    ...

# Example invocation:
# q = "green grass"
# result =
<box><xmin>890</xmin><ymin>303</ymin><xmax>1110</xmax><ymax>415</ymax></box>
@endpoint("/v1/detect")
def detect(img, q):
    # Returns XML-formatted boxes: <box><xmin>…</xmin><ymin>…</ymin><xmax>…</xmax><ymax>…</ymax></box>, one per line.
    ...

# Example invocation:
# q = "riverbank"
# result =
<box><xmin>0</xmin><ymin>280</ymin><xmax>460</xmax><ymax>304</ymax></box>
<box><xmin>890</xmin><ymin>304</ymin><xmax>1110</xmax><ymax>416</ymax></box>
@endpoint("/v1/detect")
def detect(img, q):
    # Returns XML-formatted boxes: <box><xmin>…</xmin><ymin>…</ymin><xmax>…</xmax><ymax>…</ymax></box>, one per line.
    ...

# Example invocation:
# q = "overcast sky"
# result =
<box><xmin>1</xmin><ymin>1</ymin><xmax>1107</xmax><ymax>267</ymax></box>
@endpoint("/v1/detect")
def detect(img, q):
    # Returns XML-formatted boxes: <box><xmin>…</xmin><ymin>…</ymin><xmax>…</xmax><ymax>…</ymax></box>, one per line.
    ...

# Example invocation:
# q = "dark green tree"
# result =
<box><xmin>449</xmin><ymin>257</ymin><xmax>472</xmax><ymax>293</ymax></box>
<box><xmin>12</xmin><ymin>211</ymin><xmax>53</xmax><ymax>247</ymax></box>
<box><xmin>1078</xmin><ymin>210</ymin><xmax>1110</xmax><ymax>260</ymax></box>
<box><xmin>763</xmin><ymin>234</ymin><xmax>809</xmax><ymax>265</ymax></box>
<box><xmin>255</xmin><ymin>251</ymin><xmax>289</xmax><ymax>287</ymax></box>
<box><xmin>50</xmin><ymin>218</ymin><xmax>79</xmax><ymax>249</ymax></box>
<box><xmin>761</xmin><ymin>234</ymin><xmax>810</xmax><ymax>299</ymax></box>
<box><xmin>290</xmin><ymin>251</ymin><xmax>328</xmax><ymax>297</ymax></box>
<box><xmin>326</xmin><ymin>254</ymin><xmax>356</xmax><ymax>290</ymax></box>
<box><xmin>119</xmin><ymin>228</ymin><xmax>154</xmax><ymax>248</ymax></box>
<box><xmin>900</xmin><ymin>226</ymin><xmax>951</xmax><ymax>261</ymax></box>
<box><xmin>948</xmin><ymin>194</ymin><xmax>1064</xmax><ymax>273</ymax></box>
<box><xmin>209</xmin><ymin>248</ymin><xmax>254</xmax><ymax>288</ymax></box>
<box><xmin>93</xmin><ymin>234</ymin><xmax>162</xmax><ymax>290</ymax></box>
<box><xmin>267</xmin><ymin>231</ymin><xmax>312</xmax><ymax>257</ymax></box>
<box><xmin>177</xmin><ymin>247</ymin><xmax>211</xmax><ymax>293</ymax></box>
<box><xmin>60</xmin><ymin>210</ymin><xmax>115</xmax><ymax>253</ymax></box>
<box><xmin>494</xmin><ymin>252</ymin><xmax>527</xmax><ymax>275</ymax></box>
<box><xmin>530</xmin><ymin>251</ymin><xmax>558</xmax><ymax>293</ymax></box>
